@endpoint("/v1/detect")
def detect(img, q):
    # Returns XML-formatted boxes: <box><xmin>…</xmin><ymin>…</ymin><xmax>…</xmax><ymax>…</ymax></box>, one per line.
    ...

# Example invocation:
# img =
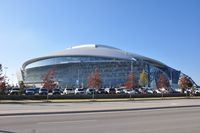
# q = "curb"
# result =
<box><xmin>0</xmin><ymin>97</ymin><xmax>197</xmax><ymax>104</ymax></box>
<box><xmin>1</xmin><ymin>105</ymin><xmax>200</xmax><ymax>116</ymax></box>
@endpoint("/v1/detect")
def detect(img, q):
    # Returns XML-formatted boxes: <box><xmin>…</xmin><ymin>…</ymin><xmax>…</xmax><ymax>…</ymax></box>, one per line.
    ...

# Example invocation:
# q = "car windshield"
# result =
<box><xmin>27</xmin><ymin>89</ymin><xmax>34</xmax><ymax>91</ymax></box>
<box><xmin>41</xmin><ymin>89</ymin><xmax>47</xmax><ymax>91</ymax></box>
<box><xmin>78</xmin><ymin>89</ymin><xmax>84</xmax><ymax>91</ymax></box>
<box><xmin>13</xmin><ymin>88</ymin><xmax>19</xmax><ymax>91</ymax></box>
<box><xmin>67</xmin><ymin>89</ymin><xmax>73</xmax><ymax>91</ymax></box>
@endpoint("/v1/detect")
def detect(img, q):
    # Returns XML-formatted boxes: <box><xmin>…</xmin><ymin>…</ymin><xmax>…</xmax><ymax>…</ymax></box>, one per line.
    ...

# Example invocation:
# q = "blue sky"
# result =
<box><xmin>0</xmin><ymin>0</ymin><xmax>200</xmax><ymax>85</ymax></box>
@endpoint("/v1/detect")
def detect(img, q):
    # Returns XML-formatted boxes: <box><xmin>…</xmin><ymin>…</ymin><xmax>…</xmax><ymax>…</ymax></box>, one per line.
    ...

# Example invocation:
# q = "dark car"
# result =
<box><xmin>105</xmin><ymin>88</ymin><xmax>116</xmax><ymax>94</ymax></box>
<box><xmin>25</xmin><ymin>88</ymin><xmax>35</xmax><ymax>95</ymax></box>
<box><xmin>39</xmin><ymin>88</ymin><xmax>48</xmax><ymax>95</ymax></box>
<box><xmin>52</xmin><ymin>89</ymin><xmax>61</xmax><ymax>95</ymax></box>
<box><xmin>34</xmin><ymin>88</ymin><xmax>40</xmax><ymax>95</ymax></box>
<box><xmin>97</xmin><ymin>88</ymin><xmax>106</xmax><ymax>94</ymax></box>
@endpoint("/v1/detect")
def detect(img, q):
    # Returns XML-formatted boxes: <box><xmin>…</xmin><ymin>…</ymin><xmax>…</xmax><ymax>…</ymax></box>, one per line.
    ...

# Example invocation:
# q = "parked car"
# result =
<box><xmin>75</xmin><ymin>88</ymin><xmax>85</xmax><ymax>95</ymax></box>
<box><xmin>34</xmin><ymin>88</ymin><xmax>40</xmax><ymax>95</ymax></box>
<box><xmin>144</xmin><ymin>88</ymin><xmax>154</xmax><ymax>94</ymax></box>
<box><xmin>86</xmin><ymin>88</ymin><xmax>96</xmax><ymax>95</ymax></box>
<box><xmin>97</xmin><ymin>88</ymin><xmax>106</xmax><ymax>94</ymax></box>
<box><xmin>153</xmin><ymin>89</ymin><xmax>162</xmax><ymax>94</ymax></box>
<box><xmin>194</xmin><ymin>89</ymin><xmax>200</xmax><ymax>94</ymax></box>
<box><xmin>63</xmin><ymin>88</ymin><xmax>75</xmax><ymax>95</ymax></box>
<box><xmin>137</xmin><ymin>88</ymin><xmax>146</xmax><ymax>94</ymax></box>
<box><xmin>52</xmin><ymin>89</ymin><xmax>61</xmax><ymax>95</ymax></box>
<box><xmin>105</xmin><ymin>88</ymin><xmax>116</xmax><ymax>94</ymax></box>
<box><xmin>25</xmin><ymin>88</ymin><xmax>35</xmax><ymax>95</ymax></box>
<box><xmin>171</xmin><ymin>88</ymin><xmax>182</xmax><ymax>93</ymax></box>
<box><xmin>115</xmin><ymin>88</ymin><xmax>125</xmax><ymax>94</ymax></box>
<box><xmin>9</xmin><ymin>88</ymin><xmax>20</xmax><ymax>95</ymax></box>
<box><xmin>39</xmin><ymin>88</ymin><xmax>48</xmax><ymax>95</ymax></box>
<box><xmin>124</xmin><ymin>89</ymin><xmax>137</xmax><ymax>94</ymax></box>
<box><xmin>4</xmin><ymin>88</ymin><xmax>12</xmax><ymax>95</ymax></box>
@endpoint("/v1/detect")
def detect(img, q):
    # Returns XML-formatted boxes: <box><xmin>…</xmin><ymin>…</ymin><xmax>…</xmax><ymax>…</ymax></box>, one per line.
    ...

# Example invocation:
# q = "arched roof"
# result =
<box><xmin>22</xmin><ymin>44</ymin><xmax>166</xmax><ymax>69</ymax></box>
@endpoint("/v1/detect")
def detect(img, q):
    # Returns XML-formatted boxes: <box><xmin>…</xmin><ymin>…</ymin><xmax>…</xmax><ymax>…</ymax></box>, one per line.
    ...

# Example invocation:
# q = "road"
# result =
<box><xmin>0</xmin><ymin>107</ymin><xmax>200</xmax><ymax>133</ymax></box>
<box><xmin>1</xmin><ymin>99</ymin><xmax>200</xmax><ymax>115</ymax></box>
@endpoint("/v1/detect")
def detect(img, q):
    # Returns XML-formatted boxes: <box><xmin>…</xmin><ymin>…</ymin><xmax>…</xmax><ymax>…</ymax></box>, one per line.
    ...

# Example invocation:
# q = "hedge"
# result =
<box><xmin>0</xmin><ymin>93</ymin><xmax>196</xmax><ymax>100</ymax></box>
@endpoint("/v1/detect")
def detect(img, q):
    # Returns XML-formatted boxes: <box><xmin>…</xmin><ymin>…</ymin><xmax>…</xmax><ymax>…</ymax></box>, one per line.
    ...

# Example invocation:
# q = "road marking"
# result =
<box><xmin>171</xmin><ymin>103</ymin><xmax>178</xmax><ymax>105</ymax></box>
<box><xmin>37</xmin><ymin>119</ymin><xmax>97</xmax><ymax>125</ymax></box>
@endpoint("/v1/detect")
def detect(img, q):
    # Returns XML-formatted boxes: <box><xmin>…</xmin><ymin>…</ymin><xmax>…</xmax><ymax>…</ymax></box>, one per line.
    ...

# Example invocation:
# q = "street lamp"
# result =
<box><xmin>130</xmin><ymin>57</ymin><xmax>137</xmax><ymax>101</ymax></box>
<box><xmin>130</xmin><ymin>58</ymin><xmax>136</xmax><ymax>73</ymax></box>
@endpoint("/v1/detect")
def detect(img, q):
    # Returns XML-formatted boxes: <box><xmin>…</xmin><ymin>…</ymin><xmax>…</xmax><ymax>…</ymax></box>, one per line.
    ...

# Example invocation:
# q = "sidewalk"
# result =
<box><xmin>1</xmin><ymin>99</ymin><xmax>200</xmax><ymax>116</ymax></box>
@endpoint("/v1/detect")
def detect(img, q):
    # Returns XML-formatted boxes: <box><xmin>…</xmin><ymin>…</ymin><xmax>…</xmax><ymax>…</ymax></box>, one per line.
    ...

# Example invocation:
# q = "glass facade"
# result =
<box><xmin>25</xmin><ymin>56</ymin><xmax>122</xmax><ymax>69</ymax></box>
<box><xmin>24</xmin><ymin>56</ymin><xmax>182</xmax><ymax>88</ymax></box>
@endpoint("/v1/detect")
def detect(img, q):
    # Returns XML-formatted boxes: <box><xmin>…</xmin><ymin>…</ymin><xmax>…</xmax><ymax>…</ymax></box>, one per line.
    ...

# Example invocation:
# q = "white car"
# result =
<box><xmin>105</xmin><ymin>88</ymin><xmax>116</xmax><ymax>94</ymax></box>
<box><xmin>75</xmin><ymin>88</ymin><xmax>85</xmax><ymax>95</ymax></box>
<box><xmin>63</xmin><ymin>88</ymin><xmax>75</xmax><ymax>95</ymax></box>
<box><xmin>124</xmin><ymin>89</ymin><xmax>137</xmax><ymax>94</ymax></box>
<box><xmin>145</xmin><ymin>89</ymin><xmax>154</xmax><ymax>94</ymax></box>
<box><xmin>153</xmin><ymin>89</ymin><xmax>162</xmax><ymax>94</ymax></box>
<box><xmin>9</xmin><ymin>88</ymin><xmax>20</xmax><ymax>95</ymax></box>
<box><xmin>194</xmin><ymin>89</ymin><xmax>200</xmax><ymax>94</ymax></box>
<box><xmin>86</xmin><ymin>88</ymin><xmax>96</xmax><ymax>95</ymax></box>
<box><xmin>115</xmin><ymin>88</ymin><xmax>125</xmax><ymax>94</ymax></box>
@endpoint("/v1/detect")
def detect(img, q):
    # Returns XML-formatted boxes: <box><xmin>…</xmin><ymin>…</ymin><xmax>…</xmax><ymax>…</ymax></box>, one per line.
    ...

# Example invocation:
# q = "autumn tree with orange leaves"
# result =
<box><xmin>156</xmin><ymin>73</ymin><xmax>170</xmax><ymax>90</ymax></box>
<box><xmin>125</xmin><ymin>72</ymin><xmax>137</xmax><ymax>89</ymax></box>
<box><xmin>42</xmin><ymin>68</ymin><xmax>57</xmax><ymax>90</ymax></box>
<box><xmin>88</xmin><ymin>67</ymin><xmax>102</xmax><ymax>90</ymax></box>
<box><xmin>179</xmin><ymin>76</ymin><xmax>193</xmax><ymax>93</ymax></box>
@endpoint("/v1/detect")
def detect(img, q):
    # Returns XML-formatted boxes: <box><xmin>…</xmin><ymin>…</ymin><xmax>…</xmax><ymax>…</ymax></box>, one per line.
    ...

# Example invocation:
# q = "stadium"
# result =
<box><xmin>21</xmin><ymin>44</ymin><xmax>193</xmax><ymax>89</ymax></box>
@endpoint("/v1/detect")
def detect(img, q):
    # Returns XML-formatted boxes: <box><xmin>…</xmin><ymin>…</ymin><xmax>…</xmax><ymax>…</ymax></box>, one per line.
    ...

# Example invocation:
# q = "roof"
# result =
<box><xmin>22</xmin><ymin>44</ymin><xmax>166</xmax><ymax>69</ymax></box>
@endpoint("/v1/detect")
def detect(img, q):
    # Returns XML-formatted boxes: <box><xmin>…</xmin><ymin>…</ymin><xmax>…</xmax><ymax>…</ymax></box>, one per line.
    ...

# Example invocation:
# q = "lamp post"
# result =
<box><xmin>11</xmin><ymin>73</ymin><xmax>14</xmax><ymax>87</ymax></box>
<box><xmin>76</xmin><ymin>69</ymin><xmax>80</xmax><ymax>88</ymax></box>
<box><xmin>3</xmin><ymin>67</ymin><xmax>8</xmax><ymax>88</ymax></box>
<box><xmin>131</xmin><ymin>58</ymin><xmax>136</xmax><ymax>73</ymax></box>
<box><xmin>130</xmin><ymin>58</ymin><xmax>136</xmax><ymax>101</ymax></box>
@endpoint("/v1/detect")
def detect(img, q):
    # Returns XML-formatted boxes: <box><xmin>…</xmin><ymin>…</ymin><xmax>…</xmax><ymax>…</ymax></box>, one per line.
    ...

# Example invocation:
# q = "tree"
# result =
<box><xmin>87</xmin><ymin>67</ymin><xmax>102</xmax><ymax>90</ymax></box>
<box><xmin>125</xmin><ymin>72</ymin><xmax>137</xmax><ymax>89</ymax></box>
<box><xmin>157</xmin><ymin>73</ymin><xmax>170</xmax><ymax>90</ymax></box>
<box><xmin>0</xmin><ymin>64</ymin><xmax>6</xmax><ymax>94</ymax></box>
<box><xmin>87</xmin><ymin>67</ymin><xmax>102</xmax><ymax>99</ymax></box>
<box><xmin>42</xmin><ymin>68</ymin><xmax>57</xmax><ymax>90</ymax></box>
<box><xmin>19</xmin><ymin>81</ymin><xmax>26</xmax><ymax>94</ymax></box>
<box><xmin>179</xmin><ymin>76</ymin><xmax>193</xmax><ymax>93</ymax></box>
<box><xmin>139</xmin><ymin>70</ymin><xmax>148</xmax><ymax>87</ymax></box>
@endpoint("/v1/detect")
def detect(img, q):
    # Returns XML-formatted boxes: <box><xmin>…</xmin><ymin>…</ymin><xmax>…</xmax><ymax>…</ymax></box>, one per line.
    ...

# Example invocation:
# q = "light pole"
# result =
<box><xmin>4</xmin><ymin>67</ymin><xmax>8</xmax><ymax>83</ymax></box>
<box><xmin>131</xmin><ymin>58</ymin><xmax>136</xmax><ymax>73</ymax></box>
<box><xmin>130</xmin><ymin>58</ymin><xmax>136</xmax><ymax>101</ymax></box>
<box><xmin>11</xmin><ymin>73</ymin><xmax>14</xmax><ymax>86</ymax></box>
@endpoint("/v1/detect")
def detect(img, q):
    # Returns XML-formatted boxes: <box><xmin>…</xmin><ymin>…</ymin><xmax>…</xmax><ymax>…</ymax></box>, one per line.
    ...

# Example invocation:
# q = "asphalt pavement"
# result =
<box><xmin>0</xmin><ymin>107</ymin><xmax>200</xmax><ymax>133</ymax></box>
<box><xmin>1</xmin><ymin>99</ymin><xmax>200</xmax><ymax>116</ymax></box>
